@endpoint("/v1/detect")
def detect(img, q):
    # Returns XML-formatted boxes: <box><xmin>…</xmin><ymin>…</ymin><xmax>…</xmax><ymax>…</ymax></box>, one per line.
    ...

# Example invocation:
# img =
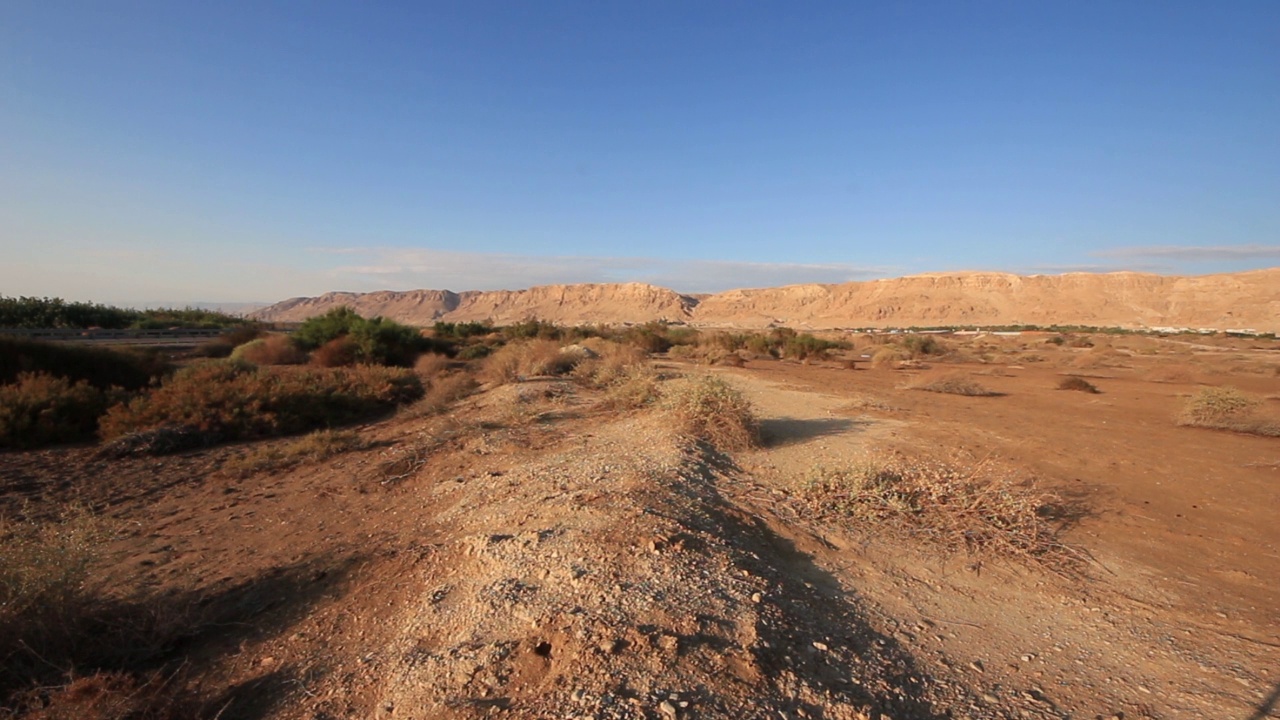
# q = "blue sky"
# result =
<box><xmin>2</xmin><ymin>1</ymin><xmax>1277</xmax><ymax>304</ymax></box>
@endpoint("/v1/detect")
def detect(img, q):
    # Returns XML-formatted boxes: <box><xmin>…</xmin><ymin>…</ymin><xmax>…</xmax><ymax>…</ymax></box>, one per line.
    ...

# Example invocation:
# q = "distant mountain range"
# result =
<box><xmin>250</xmin><ymin>269</ymin><xmax>1280</xmax><ymax>333</ymax></box>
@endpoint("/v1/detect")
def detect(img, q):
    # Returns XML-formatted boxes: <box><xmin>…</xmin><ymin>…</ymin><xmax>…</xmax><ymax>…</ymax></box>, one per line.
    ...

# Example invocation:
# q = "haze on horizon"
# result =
<box><xmin>2</xmin><ymin>1</ymin><xmax>1278</xmax><ymax>307</ymax></box>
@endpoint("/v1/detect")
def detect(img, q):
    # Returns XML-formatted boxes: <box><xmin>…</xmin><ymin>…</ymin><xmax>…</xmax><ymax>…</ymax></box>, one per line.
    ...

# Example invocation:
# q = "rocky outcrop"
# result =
<box><xmin>251</xmin><ymin>269</ymin><xmax>1280</xmax><ymax>332</ymax></box>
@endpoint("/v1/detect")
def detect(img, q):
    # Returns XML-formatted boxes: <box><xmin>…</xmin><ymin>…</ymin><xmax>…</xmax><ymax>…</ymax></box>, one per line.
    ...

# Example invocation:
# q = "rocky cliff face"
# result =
<box><xmin>250</xmin><ymin>269</ymin><xmax>1280</xmax><ymax>332</ymax></box>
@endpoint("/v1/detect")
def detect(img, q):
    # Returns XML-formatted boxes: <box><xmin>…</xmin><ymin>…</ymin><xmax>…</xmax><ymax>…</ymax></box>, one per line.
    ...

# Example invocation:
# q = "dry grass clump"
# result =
<box><xmin>1057</xmin><ymin>375</ymin><xmax>1100</xmax><ymax>393</ymax></box>
<box><xmin>479</xmin><ymin>340</ymin><xmax>582</xmax><ymax>385</ymax></box>
<box><xmin>909</xmin><ymin>373</ymin><xmax>1000</xmax><ymax>396</ymax></box>
<box><xmin>228</xmin><ymin>334</ymin><xmax>305</xmax><ymax>365</ymax></box>
<box><xmin>0</xmin><ymin>372</ymin><xmax>112</xmax><ymax>449</ymax></box>
<box><xmin>310</xmin><ymin>336</ymin><xmax>361</xmax><ymax>368</ymax></box>
<box><xmin>661</xmin><ymin>375</ymin><xmax>759</xmax><ymax>451</ymax></box>
<box><xmin>1177</xmin><ymin>386</ymin><xmax>1280</xmax><ymax>436</ymax></box>
<box><xmin>0</xmin><ymin>506</ymin><xmax>105</xmax><ymax>698</ymax></box>
<box><xmin>222</xmin><ymin>429</ymin><xmax>369</xmax><ymax>478</ymax></box>
<box><xmin>601</xmin><ymin>366</ymin><xmax>663</xmax><ymax>410</ymax></box>
<box><xmin>571</xmin><ymin>340</ymin><xmax>648</xmax><ymax>388</ymax></box>
<box><xmin>99</xmin><ymin>362</ymin><xmax>423</xmax><ymax>442</ymax></box>
<box><xmin>870</xmin><ymin>346</ymin><xmax>909</xmax><ymax>368</ymax></box>
<box><xmin>800</xmin><ymin>455</ymin><xmax>1074</xmax><ymax>567</ymax></box>
<box><xmin>413</xmin><ymin>352</ymin><xmax>453</xmax><ymax>378</ymax></box>
<box><xmin>406</xmin><ymin>372</ymin><xmax>480</xmax><ymax>416</ymax></box>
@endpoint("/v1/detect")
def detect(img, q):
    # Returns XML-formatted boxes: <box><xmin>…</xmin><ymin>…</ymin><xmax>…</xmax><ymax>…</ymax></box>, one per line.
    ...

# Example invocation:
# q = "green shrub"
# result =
<box><xmin>0</xmin><ymin>338</ymin><xmax>171</xmax><ymax>390</ymax></box>
<box><xmin>661</xmin><ymin>375</ymin><xmax>759</xmax><ymax>451</ymax></box>
<box><xmin>0</xmin><ymin>373</ymin><xmax>111</xmax><ymax>449</ymax></box>
<box><xmin>902</xmin><ymin>334</ymin><xmax>945</xmax><ymax>358</ymax></box>
<box><xmin>457</xmin><ymin>344</ymin><xmax>495</xmax><ymax>360</ymax></box>
<box><xmin>292</xmin><ymin>307</ymin><xmax>443</xmax><ymax>366</ymax></box>
<box><xmin>99</xmin><ymin>362</ymin><xmax>423</xmax><ymax>442</ymax></box>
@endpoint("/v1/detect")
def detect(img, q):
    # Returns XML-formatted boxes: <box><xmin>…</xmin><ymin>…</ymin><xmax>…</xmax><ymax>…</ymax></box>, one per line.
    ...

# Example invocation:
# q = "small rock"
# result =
<box><xmin>658</xmin><ymin>699</ymin><xmax>679</xmax><ymax>720</ymax></box>
<box><xmin>981</xmin><ymin>693</ymin><xmax>998</xmax><ymax>703</ymax></box>
<box><xmin>1020</xmin><ymin>653</ymin><xmax>1035</xmax><ymax>662</ymax></box>
<box><xmin>599</xmin><ymin>638</ymin><xmax>621</xmax><ymax>654</ymax></box>
<box><xmin>751</xmin><ymin>592</ymin><xmax>763</xmax><ymax>603</ymax></box>
<box><xmin>571</xmin><ymin>689</ymin><xmax>585</xmax><ymax>703</ymax></box>
<box><xmin>813</xmin><ymin>641</ymin><xmax>829</xmax><ymax>652</ymax></box>
<box><xmin>969</xmin><ymin>660</ymin><xmax>985</xmax><ymax>672</ymax></box>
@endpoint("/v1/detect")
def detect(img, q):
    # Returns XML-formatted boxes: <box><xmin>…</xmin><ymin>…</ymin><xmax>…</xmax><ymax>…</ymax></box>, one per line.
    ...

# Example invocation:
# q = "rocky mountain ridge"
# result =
<box><xmin>250</xmin><ymin>269</ymin><xmax>1280</xmax><ymax>332</ymax></box>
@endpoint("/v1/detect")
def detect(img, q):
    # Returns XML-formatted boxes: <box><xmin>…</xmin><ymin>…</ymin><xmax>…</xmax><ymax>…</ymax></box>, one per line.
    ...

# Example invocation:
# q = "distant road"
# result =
<box><xmin>0</xmin><ymin>327</ymin><xmax>227</xmax><ymax>347</ymax></box>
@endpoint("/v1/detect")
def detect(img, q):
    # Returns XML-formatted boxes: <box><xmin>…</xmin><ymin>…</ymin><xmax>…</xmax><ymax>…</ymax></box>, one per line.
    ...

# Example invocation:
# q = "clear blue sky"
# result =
<box><xmin>2</xmin><ymin>1</ymin><xmax>1277</xmax><ymax>304</ymax></box>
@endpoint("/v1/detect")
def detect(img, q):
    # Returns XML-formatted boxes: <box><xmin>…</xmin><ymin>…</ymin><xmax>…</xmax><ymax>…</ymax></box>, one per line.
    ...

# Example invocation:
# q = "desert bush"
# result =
<box><xmin>99</xmin><ymin>362</ymin><xmax>423</xmax><ymax>442</ymax></box>
<box><xmin>602</xmin><ymin>366</ymin><xmax>662</xmax><ymax>410</ymax></box>
<box><xmin>407</xmin><ymin>373</ymin><xmax>480</xmax><ymax>416</ymax></box>
<box><xmin>902</xmin><ymin>334</ymin><xmax>946</xmax><ymax>358</ymax></box>
<box><xmin>222</xmin><ymin>429</ymin><xmax>369</xmax><ymax>478</ymax></box>
<box><xmin>0</xmin><ymin>337</ymin><xmax>170</xmax><ymax>390</ymax></box>
<box><xmin>0</xmin><ymin>295</ymin><xmax>248</xmax><ymax>330</ymax></box>
<box><xmin>1177</xmin><ymin>387</ymin><xmax>1280</xmax><ymax>436</ymax></box>
<box><xmin>0</xmin><ymin>373</ymin><xmax>111</xmax><ymax>449</ymax></box>
<box><xmin>457</xmin><ymin>344</ymin><xmax>495</xmax><ymax>360</ymax></box>
<box><xmin>229</xmin><ymin>334</ymin><xmax>305</xmax><ymax>365</ymax></box>
<box><xmin>310</xmin><ymin>336</ymin><xmax>361</xmax><ymax>367</ymax></box>
<box><xmin>1057</xmin><ymin>375</ymin><xmax>1100</xmax><ymax>393</ymax></box>
<box><xmin>292</xmin><ymin>307</ymin><xmax>440</xmax><ymax>366</ymax></box>
<box><xmin>571</xmin><ymin>340</ymin><xmax>648</xmax><ymax>388</ymax></box>
<box><xmin>910</xmin><ymin>373</ymin><xmax>999</xmax><ymax>397</ymax></box>
<box><xmin>193</xmin><ymin>325</ymin><xmax>264</xmax><ymax>358</ymax></box>
<box><xmin>662</xmin><ymin>375</ymin><xmax>759</xmax><ymax>451</ymax></box>
<box><xmin>911</xmin><ymin>371</ymin><xmax>998</xmax><ymax>394</ymax></box>
<box><xmin>871</xmin><ymin>346</ymin><xmax>908</xmax><ymax>368</ymax></box>
<box><xmin>0</xmin><ymin>506</ymin><xmax>105</xmax><ymax>698</ymax></box>
<box><xmin>413</xmin><ymin>352</ymin><xmax>453</xmax><ymax>378</ymax></box>
<box><xmin>479</xmin><ymin>340</ymin><xmax>581</xmax><ymax>385</ymax></box>
<box><xmin>800</xmin><ymin>455</ymin><xmax>1073</xmax><ymax>566</ymax></box>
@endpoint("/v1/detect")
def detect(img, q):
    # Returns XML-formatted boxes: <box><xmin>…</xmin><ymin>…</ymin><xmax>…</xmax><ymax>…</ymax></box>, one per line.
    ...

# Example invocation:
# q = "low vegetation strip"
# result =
<box><xmin>99</xmin><ymin>362</ymin><xmax>423</xmax><ymax>442</ymax></box>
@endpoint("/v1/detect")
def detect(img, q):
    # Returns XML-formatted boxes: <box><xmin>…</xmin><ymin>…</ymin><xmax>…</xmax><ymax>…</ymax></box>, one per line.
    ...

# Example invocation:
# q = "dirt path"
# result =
<box><xmin>701</xmin><ymin>363</ymin><xmax>1280</xmax><ymax>720</ymax></box>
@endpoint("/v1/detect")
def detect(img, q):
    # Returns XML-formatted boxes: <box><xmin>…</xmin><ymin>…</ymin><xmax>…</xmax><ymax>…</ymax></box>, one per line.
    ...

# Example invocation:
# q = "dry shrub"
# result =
<box><xmin>1057</xmin><ymin>375</ymin><xmax>1100</xmax><ymax>393</ymax></box>
<box><xmin>413</xmin><ymin>352</ymin><xmax>453</xmax><ymax>378</ymax></box>
<box><xmin>800</xmin><ymin>455</ymin><xmax>1075</xmax><ymax>568</ymax></box>
<box><xmin>572</xmin><ymin>340</ymin><xmax>650</xmax><ymax>388</ymax></box>
<box><xmin>662</xmin><ymin>375</ymin><xmax>759</xmax><ymax>451</ymax></box>
<box><xmin>407</xmin><ymin>372</ymin><xmax>480</xmax><ymax>416</ymax></box>
<box><xmin>310</xmin><ymin>336</ymin><xmax>360</xmax><ymax>368</ymax></box>
<box><xmin>0</xmin><ymin>507</ymin><xmax>105</xmax><ymax>698</ymax></box>
<box><xmin>228</xmin><ymin>334</ymin><xmax>305</xmax><ymax>365</ymax></box>
<box><xmin>479</xmin><ymin>340</ymin><xmax>581</xmax><ymax>385</ymax></box>
<box><xmin>1177</xmin><ymin>386</ymin><xmax>1280</xmax><ymax>436</ymax></box>
<box><xmin>222</xmin><ymin>429</ymin><xmax>369</xmax><ymax>478</ymax></box>
<box><xmin>910</xmin><ymin>373</ymin><xmax>1000</xmax><ymax>397</ymax></box>
<box><xmin>99</xmin><ymin>362</ymin><xmax>423</xmax><ymax>442</ymax></box>
<box><xmin>0</xmin><ymin>373</ymin><xmax>111</xmax><ymax>449</ymax></box>
<box><xmin>602</xmin><ymin>366</ymin><xmax>662</xmax><ymax>410</ymax></box>
<box><xmin>871</xmin><ymin>346</ymin><xmax>908</xmax><ymax>368</ymax></box>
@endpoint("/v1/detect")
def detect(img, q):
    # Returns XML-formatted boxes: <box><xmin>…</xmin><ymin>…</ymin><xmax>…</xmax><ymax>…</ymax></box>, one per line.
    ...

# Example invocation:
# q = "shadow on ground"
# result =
<box><xmin>759</xmin><ymin>416</ymin><xmax>868</xmax><ymax>448</ymax></box>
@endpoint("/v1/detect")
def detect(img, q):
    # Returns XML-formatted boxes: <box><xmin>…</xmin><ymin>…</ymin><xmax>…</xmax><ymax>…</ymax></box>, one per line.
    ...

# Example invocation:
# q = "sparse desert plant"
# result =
<box><xmin>0</xmin><ymin>372</ymin><xmax>112</xmax><ymax>448</ymax></box>
<box><xmin>1057</xmin><ymin>375</ymin><xmax>1100</xmax><ymax>393</ymax></box>
<box><xmin>661</xmin><ymin>375</ymin><xmax>759</xmax><ymax>451</ymax></box>
<box><xmin>99</xmin><ymin>362</ymin><xmax>423</xmax><ymax>443</ymax></box>
<box><xmin>571</xmin><ymin>340</ymin><xmax>648</xmax><ymax>388</ymax></box>
<box><xmin>1177</xmin><ymin>386</ymin><xmax>1280</xmax><ymax>436</ymax></box>
<box><xmin>910</xmin><ymin>373</ymin><xmax>1000</xmax><ymax>396</ymax></box>
<box><xmin>229</xmin><ymin>334</ymin><xmax>306</xmax><ymax>365</ymax></box>
<box><xmin>222</xmin><ymin>429</ymin><xmax>369</xmax><ymax>478</ymax></box>
<box><xmin>800</xmin><ymin>455</ymin><xmax>1074</xmax><ymax>568</ymax></box>
<box><xmin>902</xmin><ymin>334</ymin><xmax>946</xmax><ymax>358</ymax></box>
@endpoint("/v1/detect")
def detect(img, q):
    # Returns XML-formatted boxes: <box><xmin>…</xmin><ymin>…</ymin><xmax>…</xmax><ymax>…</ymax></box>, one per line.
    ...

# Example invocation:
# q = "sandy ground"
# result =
<box><xmin>2</xmin><ymin>337</ymin><xmax>1278</xmax><ymax>719</ymax></box>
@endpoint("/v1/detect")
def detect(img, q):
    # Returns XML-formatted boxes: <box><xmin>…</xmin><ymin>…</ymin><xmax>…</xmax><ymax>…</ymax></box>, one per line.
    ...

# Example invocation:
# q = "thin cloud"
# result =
<box><xmin>1092</xmin><ymin>244</ymin><xmax>1280</xmax><ymax>261</ymax></box>
<box><xmin>314</xmin><ymin>247</ymin><xmax>888</xmax><ymax>294</ymax></box>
